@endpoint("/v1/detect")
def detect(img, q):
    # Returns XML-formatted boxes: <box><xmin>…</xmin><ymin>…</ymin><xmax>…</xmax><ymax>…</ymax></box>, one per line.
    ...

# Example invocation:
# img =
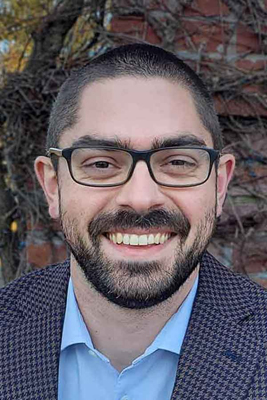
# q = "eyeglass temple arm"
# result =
<box><xmin>47</xmin><ymin>148</ymin><xmax>63</xmax><ymax>157</ymax></box>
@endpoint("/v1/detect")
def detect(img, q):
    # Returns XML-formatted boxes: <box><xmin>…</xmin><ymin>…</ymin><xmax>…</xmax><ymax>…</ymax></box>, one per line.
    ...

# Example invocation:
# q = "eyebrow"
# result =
<box><xmin>71</xmin><ymin>135</ymin><xmax>131</xmax><ymax>149</ymax></box>
<box><xmin>151</xmin><ymin>134</ymin><xmax>207</xmax><ymax>149</ymax></box>
<box><xmin>71</xmin><ymin>133</ymin><xmax>207</xmax><ymax>150</ymax></box>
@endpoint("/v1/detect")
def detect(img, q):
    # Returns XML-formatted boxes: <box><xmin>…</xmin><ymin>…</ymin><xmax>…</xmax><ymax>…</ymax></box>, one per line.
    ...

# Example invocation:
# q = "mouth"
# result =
<box><xmin>104</xmin><ymin>231</ymin><xmax>176</xmax><ymax>247</ymax></box>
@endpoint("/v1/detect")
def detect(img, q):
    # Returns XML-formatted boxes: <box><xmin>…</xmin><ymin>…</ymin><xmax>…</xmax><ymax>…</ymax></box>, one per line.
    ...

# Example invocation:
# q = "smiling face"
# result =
<box><xmin>35</xmin><ymin>76</ymin><xmax>235</xmax><ymax>309</ymax></box>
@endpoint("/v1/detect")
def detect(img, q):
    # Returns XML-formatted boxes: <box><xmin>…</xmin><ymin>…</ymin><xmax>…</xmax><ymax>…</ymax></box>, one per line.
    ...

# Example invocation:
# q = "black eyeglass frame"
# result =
<box><xmin>48</xmin><ymin>146</ymin><xmax>220</xmax><ymax>188</ymax></box>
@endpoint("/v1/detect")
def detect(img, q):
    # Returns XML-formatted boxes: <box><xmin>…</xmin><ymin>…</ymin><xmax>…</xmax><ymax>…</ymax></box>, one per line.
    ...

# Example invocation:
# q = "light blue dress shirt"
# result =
<box><xmin>58</xmin><ymin>276</ymin><xmax>198</xmax><ymax>400</ymax></box>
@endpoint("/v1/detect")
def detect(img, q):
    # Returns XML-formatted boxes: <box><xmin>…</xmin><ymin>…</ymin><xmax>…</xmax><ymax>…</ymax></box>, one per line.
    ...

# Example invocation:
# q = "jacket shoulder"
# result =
<box><xmin>0</xmin><ymin>260</ymin><xmax>70</xmax><ymax>325</ymax></box>
<box><xmin>201</xmin><ymin>252</ymin><xmax>267</xmax><ymax>320</ymax></box>
<box><xmin>203</xmin><ymin>252</ymin><xmax>267</xmax><ymax>292</ymax></box>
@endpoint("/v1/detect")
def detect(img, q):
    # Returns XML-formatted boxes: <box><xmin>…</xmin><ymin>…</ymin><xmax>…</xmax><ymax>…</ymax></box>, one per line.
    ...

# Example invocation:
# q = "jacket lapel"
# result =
<box><xmin>171</xmin><ymin>252</ymin><xmax>263</xmax><ymax>400</ymax></box>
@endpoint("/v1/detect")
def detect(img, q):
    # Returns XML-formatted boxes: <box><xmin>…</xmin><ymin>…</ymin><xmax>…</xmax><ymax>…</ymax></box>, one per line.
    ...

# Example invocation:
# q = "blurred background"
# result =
<box><xmin>0</xmin><ymin>0</ymin><xmax>266</xmax><ymax>287</ymax></box>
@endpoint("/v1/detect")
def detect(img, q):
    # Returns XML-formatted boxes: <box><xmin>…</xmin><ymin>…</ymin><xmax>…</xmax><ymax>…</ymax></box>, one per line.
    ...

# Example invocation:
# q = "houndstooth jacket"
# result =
<box><xmin>1</xmin><ymin>252</ymin><xmax>267</xmax><ymax>400</ymax></box>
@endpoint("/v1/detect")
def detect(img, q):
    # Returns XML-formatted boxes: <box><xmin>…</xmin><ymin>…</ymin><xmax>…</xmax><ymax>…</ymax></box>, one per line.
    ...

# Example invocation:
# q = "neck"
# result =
<box><xmin>70</xmin><ymin>257</ymin><xmax>198</xmax><ymax>372</ymax></box>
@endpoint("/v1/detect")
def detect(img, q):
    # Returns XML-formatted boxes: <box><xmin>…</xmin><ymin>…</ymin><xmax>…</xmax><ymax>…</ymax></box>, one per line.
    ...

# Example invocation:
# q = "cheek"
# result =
<box><xmin>59</xmin><ymin>184</ymin><xmax>116</xmax><ymax>225</ymax></box>
<box><xmin>168</xmin><ymin>184</ymin><xmax>216</xmax><ymax>226</ymax></box>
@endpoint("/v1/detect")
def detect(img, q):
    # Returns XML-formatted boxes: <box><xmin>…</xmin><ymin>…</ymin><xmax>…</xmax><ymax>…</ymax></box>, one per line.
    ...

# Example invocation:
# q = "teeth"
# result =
<box><xmin>130</xmin><ymin>234</ymin><xmax>139</xmax><ymax>246</ymax></box>
<box><xmin>160</xmin><ymin>234</ymin><xmax>166</xmax><ymax>244</ymax></box>
<box><xmin>122</xmin><ymin>234</ymin><xmax>130</xmax><ymax>245</ymax></box>
<box><xmin>139</xmin><ymin>235</ymin><xmax>148</xmax><ymax>246</ymax></box>
<box><xmin>116</xmin><ymin>233</ymin><xmax>123</xmax><ymax>244</ymax></box>
<box><xmin>148</xmin><ymin>234</ymin><xmax>154</xmax><ymax>245</ymax></box>
<box><xmin>107</xmin><ymin>232</ymin><xmax>171</xmax><ymax>246</ymax></box>
<box><xmin>154</xmin><ymin>233</ymin><xmax>161</xmax><ymax>244</ymax></box>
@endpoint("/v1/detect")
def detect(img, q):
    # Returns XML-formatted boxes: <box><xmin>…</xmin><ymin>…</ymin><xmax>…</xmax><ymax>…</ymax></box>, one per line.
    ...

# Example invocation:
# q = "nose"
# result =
<box><xmin>115</xmin><ymin>161</ymin><xmax>166</xmax><ymax>213</ymax></box>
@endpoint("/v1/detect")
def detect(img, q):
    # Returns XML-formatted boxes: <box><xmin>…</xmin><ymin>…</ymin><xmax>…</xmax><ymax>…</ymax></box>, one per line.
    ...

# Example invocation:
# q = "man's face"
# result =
<box><xmin>46</xmin><ymin>77</ymin><xmax>229</xmax><ymax>309</ymax></box>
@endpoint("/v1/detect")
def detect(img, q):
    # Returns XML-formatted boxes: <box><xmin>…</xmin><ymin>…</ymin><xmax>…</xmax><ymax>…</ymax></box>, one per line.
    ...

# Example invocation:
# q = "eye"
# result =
<box><xmin>164</xmin><ymin>156</ymin><xmax>197</xmax><ymax>169</ymax></box>
<box><xmin>89</xmin><ymin>161</ymin><xmax>110</xmax><ymax>169</ymax></box>
<box><xmin>169</xmin><ymin>159</ymin><xmax>195</xmax><ymax>167</ymax></box>
<box><xmin>81</xmin><ymin>158</ymin><xmax>117</xmax><ymax>169</ymax></box>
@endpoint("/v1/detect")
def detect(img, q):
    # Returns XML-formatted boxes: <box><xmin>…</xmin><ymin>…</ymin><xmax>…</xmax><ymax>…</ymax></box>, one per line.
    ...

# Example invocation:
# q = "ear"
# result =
<box><xmin>216</xmin><ymin>153</ymin><xmax>235</xmax><ymax>217</ymax></box>
<box><xmin>34</xmin><ymin>156</ymin><xmax>60</xmax><ymax>219</ymax></box>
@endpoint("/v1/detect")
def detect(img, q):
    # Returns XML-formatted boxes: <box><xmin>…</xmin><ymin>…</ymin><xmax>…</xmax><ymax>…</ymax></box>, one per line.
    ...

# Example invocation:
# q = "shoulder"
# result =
<box><xmin>202</xmin><ymin>251</ymin><xmax>267</xmax><ymax>293</ymax></box>
<box><xmin>0</xmin><ymin>260</ymin><xmax>70</xmax><ymax>323</ymax></box>
<box><xmin>200</xmin><ymin>252</ymin><xmax>267</xmax><ymax>318</ymax></box>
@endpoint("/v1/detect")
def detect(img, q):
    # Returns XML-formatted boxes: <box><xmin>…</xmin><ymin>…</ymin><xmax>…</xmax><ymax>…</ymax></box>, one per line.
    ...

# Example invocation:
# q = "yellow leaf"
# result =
<box><xmin>10</xmin><ymin>220</ymin><xmax>18</xmax><ymax>232</ymax></box>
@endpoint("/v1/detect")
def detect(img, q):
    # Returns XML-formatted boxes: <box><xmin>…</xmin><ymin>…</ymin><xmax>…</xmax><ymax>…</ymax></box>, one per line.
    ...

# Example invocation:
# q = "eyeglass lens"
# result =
<box><xmin>70</xmin><ymin>148</ymin><xmax>211</xmax><ymax>187</ymax></box>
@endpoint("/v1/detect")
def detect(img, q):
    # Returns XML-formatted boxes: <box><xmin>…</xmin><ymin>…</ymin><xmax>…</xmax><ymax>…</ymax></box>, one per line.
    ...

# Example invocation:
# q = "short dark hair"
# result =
<box><xmin>47</xmin><ymin>43</ymin><xmax>223</xmax><ymax>151</ymax></box>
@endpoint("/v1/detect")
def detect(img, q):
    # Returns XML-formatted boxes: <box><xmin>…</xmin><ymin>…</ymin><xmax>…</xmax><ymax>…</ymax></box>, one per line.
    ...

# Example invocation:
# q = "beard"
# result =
<box><xmin>60</xmin><ymin>205</ymin><xmax>217</xmax><ymax>310</ymax></box>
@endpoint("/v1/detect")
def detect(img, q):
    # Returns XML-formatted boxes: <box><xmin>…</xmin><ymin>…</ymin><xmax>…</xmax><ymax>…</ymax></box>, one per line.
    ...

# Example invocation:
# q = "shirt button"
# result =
<box><xmin>121</xmin><ymin>396</ymin><xmax>130</xmax><ymax>400</ymax></box>
<box><xmin>88</xmin><ymin>349</ymin><xmax>97</xmax><ymax>357</ymax></box>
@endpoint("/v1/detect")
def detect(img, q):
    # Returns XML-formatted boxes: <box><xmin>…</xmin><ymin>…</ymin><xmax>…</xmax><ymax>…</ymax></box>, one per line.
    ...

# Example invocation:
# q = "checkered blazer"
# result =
<box><xmin>1</xmin><ymin>252</ymin><xmax>267</xmax><ymax>399</ymax></box>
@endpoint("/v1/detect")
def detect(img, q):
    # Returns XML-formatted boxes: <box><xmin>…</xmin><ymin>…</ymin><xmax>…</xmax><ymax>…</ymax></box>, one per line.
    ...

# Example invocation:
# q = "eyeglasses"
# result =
<box><xmin>48</xmin><ymin>146</ymin><xmax>220</xmax><ymax>188</ymax></box>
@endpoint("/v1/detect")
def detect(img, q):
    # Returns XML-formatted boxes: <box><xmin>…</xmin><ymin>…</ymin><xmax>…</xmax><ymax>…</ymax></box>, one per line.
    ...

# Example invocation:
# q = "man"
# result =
<box><xmin>1</xmin><ymin>43</ymin><xmax>266</xmax><ymax>400</ymax></box>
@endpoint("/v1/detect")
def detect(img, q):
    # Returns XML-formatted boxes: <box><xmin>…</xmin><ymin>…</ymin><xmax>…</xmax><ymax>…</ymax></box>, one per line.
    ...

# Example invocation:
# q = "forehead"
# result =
<box><xmin>60</xmin><ymin>76</ymin><xmax>213</xmax><ymax>149</ymax></box>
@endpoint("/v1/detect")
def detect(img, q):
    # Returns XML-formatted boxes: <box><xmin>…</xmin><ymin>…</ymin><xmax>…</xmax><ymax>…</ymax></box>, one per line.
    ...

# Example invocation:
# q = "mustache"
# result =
<box><xmin>88</xmin><ymin>209</ymin><xmax>191</xmax><ymax>241</ymax></box>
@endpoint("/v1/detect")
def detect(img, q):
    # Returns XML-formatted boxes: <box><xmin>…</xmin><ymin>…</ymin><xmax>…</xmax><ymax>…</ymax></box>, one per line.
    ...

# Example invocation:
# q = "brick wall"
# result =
<box><xmin>21</xmin><ymin>0</ymin><xmax>267</xmax><ymax>287</ymax></box>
